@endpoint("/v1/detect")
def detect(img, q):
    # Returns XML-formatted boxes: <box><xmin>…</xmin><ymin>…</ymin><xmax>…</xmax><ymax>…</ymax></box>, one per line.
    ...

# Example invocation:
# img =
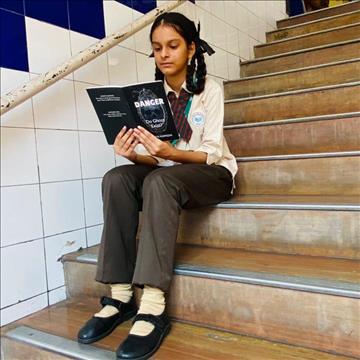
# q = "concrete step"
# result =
<box><xmin>178</xmin><ymin>195</ymin><xmax>360</xmax><ymax>259</ymax></box>
<box><xmin>224</xmin><ymin>113</ymin><xmax>360</xmax><ymax>157</ymax></box>
<box><xmin>234</xmin><ymin>152</ymin><xmax>360</xmax><ymax>196</ymax></box>
<box><xmin>1</xmin><ymin>298</ymin><xmax>354</xmax><ymax>360</ymax></box>
<box><xmin>255</xmin><ymin>23</ymin><xmax>360</xmax><ymax>58</ymax></box>
<box><xmin>60</xmin><ymin>246</ymin><xmax>360</xmax><ymax>357</ymax></box>
<box><xmin>225</xmin><ymin>59</ymin><xmax>360</xmax><ymax>99</ymax></box>
<box><xmin>277</xmin><ymin>0</ymin><xmax>360</xmax><ymax>28</ymax></box>
<box><xmin>240</xmin><ymin>39</ymin><xmax>360</xmax><ymax>77</ymax></box>
<box><xmin>268</xmin><ymin>10</ymin><xmax>360</xmax><ymax>42</ymax></box>
<box><xmin>224</xmin><ymin>82</ymin><xmax>360</xmax><ymax>125</ymax></box>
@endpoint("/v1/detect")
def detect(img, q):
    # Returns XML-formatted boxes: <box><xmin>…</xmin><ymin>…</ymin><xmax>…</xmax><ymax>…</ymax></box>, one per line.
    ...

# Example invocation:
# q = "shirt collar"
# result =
<box><xmin>164</xmin><ymin>78</ymin><xmax>191</xmax><ymax>97</ymax></box>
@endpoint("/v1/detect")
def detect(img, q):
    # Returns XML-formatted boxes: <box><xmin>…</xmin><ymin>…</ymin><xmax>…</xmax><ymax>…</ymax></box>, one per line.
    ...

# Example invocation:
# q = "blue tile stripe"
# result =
<box><xmin>0</xmin><ymin>8</ymin><xmax>28</xmax><ymax>72</ymax></box>
<box><xmin>0</xmin><ymin>0</ymin><xmax>24</xmax><ymax>14</ymax></box>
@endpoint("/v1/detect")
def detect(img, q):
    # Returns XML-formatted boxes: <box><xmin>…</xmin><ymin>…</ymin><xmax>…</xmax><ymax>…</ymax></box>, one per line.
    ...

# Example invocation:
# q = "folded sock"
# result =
<box><xmin>129</xmin><ymin>285</ymin><xmax>165</xmax><ymax>336</ymax></box>
<box><xmin>94</xmin><ymin>283</ymin><xmax>133</xmax><ymax>318</ymax></box>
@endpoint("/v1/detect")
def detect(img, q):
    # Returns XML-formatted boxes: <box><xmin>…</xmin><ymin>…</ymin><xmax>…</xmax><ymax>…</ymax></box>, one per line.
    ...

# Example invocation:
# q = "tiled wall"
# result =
<box><xmin>0</xmin><ymin>0</ymin><xmax>286</xmax><ymax>326</ymax></box>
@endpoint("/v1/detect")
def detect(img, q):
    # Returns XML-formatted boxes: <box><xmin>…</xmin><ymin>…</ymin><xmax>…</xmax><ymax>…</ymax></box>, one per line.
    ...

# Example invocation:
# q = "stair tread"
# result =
<box><xmin>1</xmin><ymin>298</ymin><xmax>353</xmax><ymax>360</ymax></box>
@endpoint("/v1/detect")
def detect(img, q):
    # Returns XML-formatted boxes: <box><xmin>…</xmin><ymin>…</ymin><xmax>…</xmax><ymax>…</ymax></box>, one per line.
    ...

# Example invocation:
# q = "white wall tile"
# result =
<box><xmin>196</xmin><ymin>0</ymin><xmax>212</xmax><ymax>12</ymax></box>
<box><xmin>227</xmin><ymin>53</ymin><xmax>240</xmax><ymax>80</ymax></box>
<box><xmin>134</xmin><ymin>23</ymin><xmax>152</xmax><ymax>56</ymax></box>
<box><xmin>177</xmin><ymin>1</ymin><xmax>196</xmax><ymax>21</ymax></box>
<box><xmin>86</xmin><ymin>225</ymin><xmax>103</xmax><ymax>247</ymax></box>
<box><xmin>32</xmin><ymin>78</ymin><xmax>78</xmax><ymax>130</ymax></box>
<box><xmin>49</xmin><ymin>286</ymin><xmax>67</xmax><ymax>305</ymax></box>
<box><xmin>1</xmin><ymin>128</ymin><xmax>38</xmax><ymax>186</ymax></box>
<box><xmin>36</xmin><ymin>129</ymin><xmax>82</xmax><ymax>182</ymax></box>
<box><xmin>115</xmin><ymin>155</ymin><xmax>132</xmax><ymax>167</ymax></box>
<box><xmin>25</xmin><ymin>17</ymin><xmax>72</xmax><ymax>79</ymax></box>
<box><xmin>135</xmin><ymin>53</ymin><xmax>155</xmax><ymax>83</ymax></box>
<box><xmin>238</xmin><ymin>31</ymin><xmax>250</xmax><ymax>60</ymax></box>
<box><xmin>0</xmin><ymin>293</ymin><xmax>47</xmax><ymax>326</ymax></box>
<box><xmin>74</xmin><ymin>81</ymin><xmax>102</xmax><ymax>131</ymax></box>
<box><xmin>213</xmin><ymin>47</ymin><xmax>229</xmax><ymax>79</ymax></box>
<box><xmin>225</xmin><ymin>23</ymin><xmax>240</xmax><ymax>57</ymax></box>
<box><xmin>0</xmin><ymin>68</ymin><xmax>34</xmax><ymax>128</ymax></box>
<box><xmin>224</xmin><ymin>1</ymin><xmax>239</xmax><ymax>28</ymax></box>
<box><xmin>41</xmin><ymin>180</ymin><xmax>85</xmax><ymax>236</ymax></box>
<box><xmin>236</xmin><ymin>3</ymin><xmax>250</xmax><ymax>33</ymax></box>
<box><xmin>103</xmin><ymin>0</ymin><xmax>135</xmax><ymax>50</ymax></box>
<box><xmin>79</xmin><ymin>131</ymin><xmax>115</xmax><ymax>178</ymax></box>
<box><xmin>83</xmin><ymin>178</ymin><xmax>103</xmax><ymax>226</ymax></box>
<box><xmin>108</xmin><ymin>46</ymin><xmax>138</xmax><ymax>86</ymax></box>
<box><xmin>70</xmin><ymin>31</ymin><xmax>109</xmax><ymax>86</ymax></box>
<box><xmin>210</xmin><ymin>1</ymin><xmax>225</xmax><ymax>20</ymax></box>
<box><xmin>45</xmin><ymin>229</ymin><xmax>86</xmax><ymax>290</ymax></box>
<box><xmin>1</xmin><ymin>185</ymin><xmax>43</xmax><ymax>247</ymax></box>
<box><xmin>211</xmin><ymin>16</ymin><xmax>227</xmax><ymax>50</ymax></box>
<box><xmin>1</xmin><ymin>239</ymin><xmax>47</xmax><ymax>308</ymax></box>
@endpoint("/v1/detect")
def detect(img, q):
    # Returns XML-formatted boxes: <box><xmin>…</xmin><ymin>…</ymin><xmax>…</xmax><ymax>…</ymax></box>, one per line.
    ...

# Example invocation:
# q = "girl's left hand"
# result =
<box><xmin>133</xmin><ymin>126</ymin><xmax>174</xmax><ymax>159</ymax></box>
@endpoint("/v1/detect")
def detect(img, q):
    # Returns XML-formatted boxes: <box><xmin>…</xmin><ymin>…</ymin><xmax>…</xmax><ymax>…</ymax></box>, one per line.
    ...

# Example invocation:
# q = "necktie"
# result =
<box><xmin>167</xmin><ymin>89</ymin><xmax>193</xmax><ymax>142</ymax></box>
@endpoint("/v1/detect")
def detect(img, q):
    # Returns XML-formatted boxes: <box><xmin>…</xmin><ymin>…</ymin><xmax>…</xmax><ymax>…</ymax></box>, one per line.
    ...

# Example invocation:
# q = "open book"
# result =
<box><xmin>87</xmin><ymin>80</ymin><xmax>179</xmax><ymax>144</ymax></box>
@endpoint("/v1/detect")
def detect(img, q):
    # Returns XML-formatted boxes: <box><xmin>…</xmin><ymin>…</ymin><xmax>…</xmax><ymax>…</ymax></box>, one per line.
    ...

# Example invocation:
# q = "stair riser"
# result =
<box><xmin>235</xmin><ymin>156</ymin><xmax>360</xmax><ymax>196</ymax></box>
<box><xmin>168</xmin><ymin>276</ymin><xmax>360</xmax><ymax>358</ymax></box>
<box><xmin>226</xmin><ymin>60</ymin><xmax>360</xmax><ymax>99</ymax></box>
<box><xmin>255</xmin><ymin>24</ymin><xmax>360</xmax><ymax>58</ymax></box>
<box><xmin>178</xmin><ymin>208</ymin><xmax>360</xmax><ymax>259</ymax></box>
<box><xmin>268</xmin><ymin>11</ymin><xmax>360</xmax><ymax>42</ymax></box>
<box><xmin>224</xmin><ymin>84</ymin><xmax>360</xmax><ymax>125</ymax></box>
<box><xmin>240</xmin><ymin>41</ymin><xmax>360</xmax><ymax>77</ymax></box>
<box><xmin>224</xmin><ymin>117</ymin><xmax>360</xmax><ymax>157</ymax></box>
<box><xmin>277</xmin><ymin>1</ymin><xmax>360</xmax><ymax>28</ymax></box>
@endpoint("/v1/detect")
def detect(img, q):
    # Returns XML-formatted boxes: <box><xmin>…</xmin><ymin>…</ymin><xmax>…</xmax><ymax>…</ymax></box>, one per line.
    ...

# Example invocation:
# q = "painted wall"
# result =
<box><xmin>0</xmin><ymin>0</ymin><xmax>287</xmax><ymax>326</ymax></box>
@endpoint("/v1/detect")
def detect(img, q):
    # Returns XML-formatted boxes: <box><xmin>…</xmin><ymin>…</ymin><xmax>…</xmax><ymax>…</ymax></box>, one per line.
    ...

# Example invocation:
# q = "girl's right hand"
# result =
<box><xmin>113</xmin><ymin>126</ymin><xmax>139</xmax><ymax>162</ymax></box>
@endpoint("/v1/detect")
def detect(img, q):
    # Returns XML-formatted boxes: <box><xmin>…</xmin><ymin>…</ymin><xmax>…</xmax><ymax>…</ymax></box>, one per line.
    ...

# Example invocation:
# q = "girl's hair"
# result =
<box><xmin>149</xmin><ymin>12</ymin><xmax>207</xmax><ymax>94</ymax></box>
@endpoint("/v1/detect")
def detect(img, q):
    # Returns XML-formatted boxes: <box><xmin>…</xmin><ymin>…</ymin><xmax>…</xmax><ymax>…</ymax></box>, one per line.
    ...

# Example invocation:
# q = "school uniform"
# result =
<box><xmin>95</xmin><ymin>76</ymin><xmax>238</xmax><ymax>292</ymax></box>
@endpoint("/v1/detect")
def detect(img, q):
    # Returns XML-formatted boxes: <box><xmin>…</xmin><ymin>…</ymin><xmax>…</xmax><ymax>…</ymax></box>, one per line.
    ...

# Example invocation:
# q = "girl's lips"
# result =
<box><xmin>161</xmin><ymin>63</ymin><xmax>172</xmax><ymax>66</ymax></box>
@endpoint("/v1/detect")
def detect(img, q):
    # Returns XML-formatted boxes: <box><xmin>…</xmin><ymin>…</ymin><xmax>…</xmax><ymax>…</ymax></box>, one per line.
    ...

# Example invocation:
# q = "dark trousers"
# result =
<box><xmin>95</xmin><ymin>163</ymin><xmax>233</xmax><ymax>292</ymax></box>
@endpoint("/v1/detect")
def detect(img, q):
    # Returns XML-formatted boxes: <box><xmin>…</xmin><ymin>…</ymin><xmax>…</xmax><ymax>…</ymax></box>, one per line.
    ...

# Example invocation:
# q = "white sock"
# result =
<box><xmin>129</xmin><ymin>286</ymin><xmax>165</xmax><ymax>336</ymax></box>
<box><xmin>94</xmin><ymin>283</ymin><xmax>133</xmax><ymax>318</ymax></box>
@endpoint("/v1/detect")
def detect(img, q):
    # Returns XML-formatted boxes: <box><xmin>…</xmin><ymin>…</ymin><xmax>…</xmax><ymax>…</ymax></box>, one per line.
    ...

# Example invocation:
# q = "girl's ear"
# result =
<box><xmin>188</xmin><ymin>41</ymin><xmax>196</xmax><ymax>60</ymax></box>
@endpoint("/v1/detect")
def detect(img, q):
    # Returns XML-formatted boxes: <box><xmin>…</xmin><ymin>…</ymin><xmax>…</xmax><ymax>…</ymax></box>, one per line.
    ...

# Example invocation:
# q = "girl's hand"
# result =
<box><xmin>133</xmin><ymin>126</ymin><xmax>174</xmax><ymax>159</ymax></box>
<box><xmin>113</xmin><ymin>126</ymin><xmax>139</xmax><ymax>162</ymax></box>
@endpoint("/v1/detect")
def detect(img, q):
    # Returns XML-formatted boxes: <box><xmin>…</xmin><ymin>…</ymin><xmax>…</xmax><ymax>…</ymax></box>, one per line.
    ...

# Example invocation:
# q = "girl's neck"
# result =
<box><xmin>165</xmin><ymin>71</ymin><xmax>186</xmax><ymax>94</ymax></box>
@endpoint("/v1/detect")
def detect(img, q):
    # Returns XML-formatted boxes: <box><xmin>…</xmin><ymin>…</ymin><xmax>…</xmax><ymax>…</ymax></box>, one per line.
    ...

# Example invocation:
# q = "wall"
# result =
<box><xmin>0</xmin><ymin>0</ymin><xmax>286</xmax><ymax>326</ymax></box>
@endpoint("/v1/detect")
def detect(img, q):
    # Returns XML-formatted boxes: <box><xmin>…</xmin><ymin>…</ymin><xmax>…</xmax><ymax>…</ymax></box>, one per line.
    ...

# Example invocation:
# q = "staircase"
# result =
<box><xmin>1</xmin><ymin>2</ymin><xmax>359</xmax><ymax>359</ymax></box>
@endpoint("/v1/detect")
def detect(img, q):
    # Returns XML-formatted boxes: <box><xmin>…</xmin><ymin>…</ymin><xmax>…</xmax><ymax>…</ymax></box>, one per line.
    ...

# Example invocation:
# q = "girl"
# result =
<box><xmin>78</xmin><ymin>12</ymin><xmax>238</xmax><ymax>360</ymax></box>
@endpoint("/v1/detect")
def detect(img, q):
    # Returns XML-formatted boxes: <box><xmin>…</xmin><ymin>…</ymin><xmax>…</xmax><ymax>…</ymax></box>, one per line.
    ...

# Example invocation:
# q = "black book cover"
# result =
<box><xmin>86</xmin><ymin>80</ymin><xmax>179</xmax><ymax>144</ymax></box>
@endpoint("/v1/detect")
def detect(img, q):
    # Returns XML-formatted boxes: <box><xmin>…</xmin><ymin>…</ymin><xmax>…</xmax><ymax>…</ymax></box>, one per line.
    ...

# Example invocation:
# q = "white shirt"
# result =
<box><xmin>137</xmin><ymin>76</ymin><xmax>238</xmax><ymax>187</ymax></box>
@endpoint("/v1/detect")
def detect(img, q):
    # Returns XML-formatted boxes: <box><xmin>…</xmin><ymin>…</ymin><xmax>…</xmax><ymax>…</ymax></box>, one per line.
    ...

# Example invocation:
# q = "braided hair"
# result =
<box><xmin>149</xmin><ymin>12</ymin><xmax>208</xmax><ymax>95</ymax></box>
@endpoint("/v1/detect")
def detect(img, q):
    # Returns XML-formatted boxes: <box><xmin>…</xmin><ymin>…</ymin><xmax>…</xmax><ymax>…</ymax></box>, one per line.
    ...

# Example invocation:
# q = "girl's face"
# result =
<box><xmin>151</xmin><ymin>24</ymin><xmax>195</xmax><ymax>78</ymax></box>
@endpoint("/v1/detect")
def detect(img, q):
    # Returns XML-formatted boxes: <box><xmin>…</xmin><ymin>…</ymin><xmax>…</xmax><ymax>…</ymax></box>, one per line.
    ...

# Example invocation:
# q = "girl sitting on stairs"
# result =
<box><xmin>77</xmin><ymin>12</ymin><xmax>237</xmax><ymax>359</ymax></box>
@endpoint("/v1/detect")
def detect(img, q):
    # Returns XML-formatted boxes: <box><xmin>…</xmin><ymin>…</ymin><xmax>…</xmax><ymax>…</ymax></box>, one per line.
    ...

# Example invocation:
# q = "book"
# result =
<box><xmin>86</xmin><ymin>80</ymin><xmax>179</xmax><ymax>144</ymax></box>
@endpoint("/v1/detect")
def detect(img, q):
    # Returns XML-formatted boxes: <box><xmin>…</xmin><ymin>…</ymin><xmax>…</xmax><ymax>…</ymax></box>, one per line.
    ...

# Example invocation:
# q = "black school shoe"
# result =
<box><xmin>77</xmin><ymin>296</ymin><xmax>137</xmax><ymax>344</ymax></box>
<box><xmin>116</xmin><ymin>311</ymin><xmax>171</xmax><ymax>360</ymax></box>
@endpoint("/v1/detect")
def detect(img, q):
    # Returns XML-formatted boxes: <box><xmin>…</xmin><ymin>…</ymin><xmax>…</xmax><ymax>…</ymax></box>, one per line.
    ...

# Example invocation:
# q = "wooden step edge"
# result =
<box><xmin>3</xmin><ymin>325</ymin><xmax>114</xmax><ymax>360</ymax></box>
<box><xmin>224</xmin><ymin>58</ymin><xmax>360</xmax><ymax>83</ymax></box>
<box><xmin>268</xmin><ymin>9</ymin><xmax>360</xmax><ymax>34</ymax></box>
<box><xmin>236</xmin><ymin>150</ymin><xmax>360</xmax><ymax>162</ymax></box>
<box><xmin>240</xmin><ymin>38</ymin><xmax>360</xmax><ymax>65</ymax></box>
<box><xmin>223</xmin><ymin>112</ymin><xmax>360</xmax><ymax>129</ymax></box>
<box><xmin>256</xmin><ymin>21</ymin><xmax>360</xmax><ymax>48</ymax></box>
<box><xmin>224</xmin><ymin>81</ymin><xmax>360</xmax><ymax>103</ymax></box>
<box><xmin>65</xmin><ymin>251</ymin><xmax>360</xmax><ymax>299</ymax></box>
<box><xmin>276</xmin><ymin>1</ymin><xmax>360</xmax><ymax>27</ymax></box>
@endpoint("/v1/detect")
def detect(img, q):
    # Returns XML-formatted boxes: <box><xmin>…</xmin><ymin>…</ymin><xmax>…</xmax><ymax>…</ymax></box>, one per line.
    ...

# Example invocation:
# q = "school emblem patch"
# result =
<box><xmin>191</xmin><ymin>112</ymin><xmax>205</xmax><ymax>127</ymax></box>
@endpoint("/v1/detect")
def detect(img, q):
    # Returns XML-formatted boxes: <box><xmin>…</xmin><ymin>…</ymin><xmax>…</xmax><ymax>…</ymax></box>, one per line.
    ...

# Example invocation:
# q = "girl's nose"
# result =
<box><xmin>160</xmin><ymin>48</ymin><xmax>169</xmax><ymax>58</ymax></box>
